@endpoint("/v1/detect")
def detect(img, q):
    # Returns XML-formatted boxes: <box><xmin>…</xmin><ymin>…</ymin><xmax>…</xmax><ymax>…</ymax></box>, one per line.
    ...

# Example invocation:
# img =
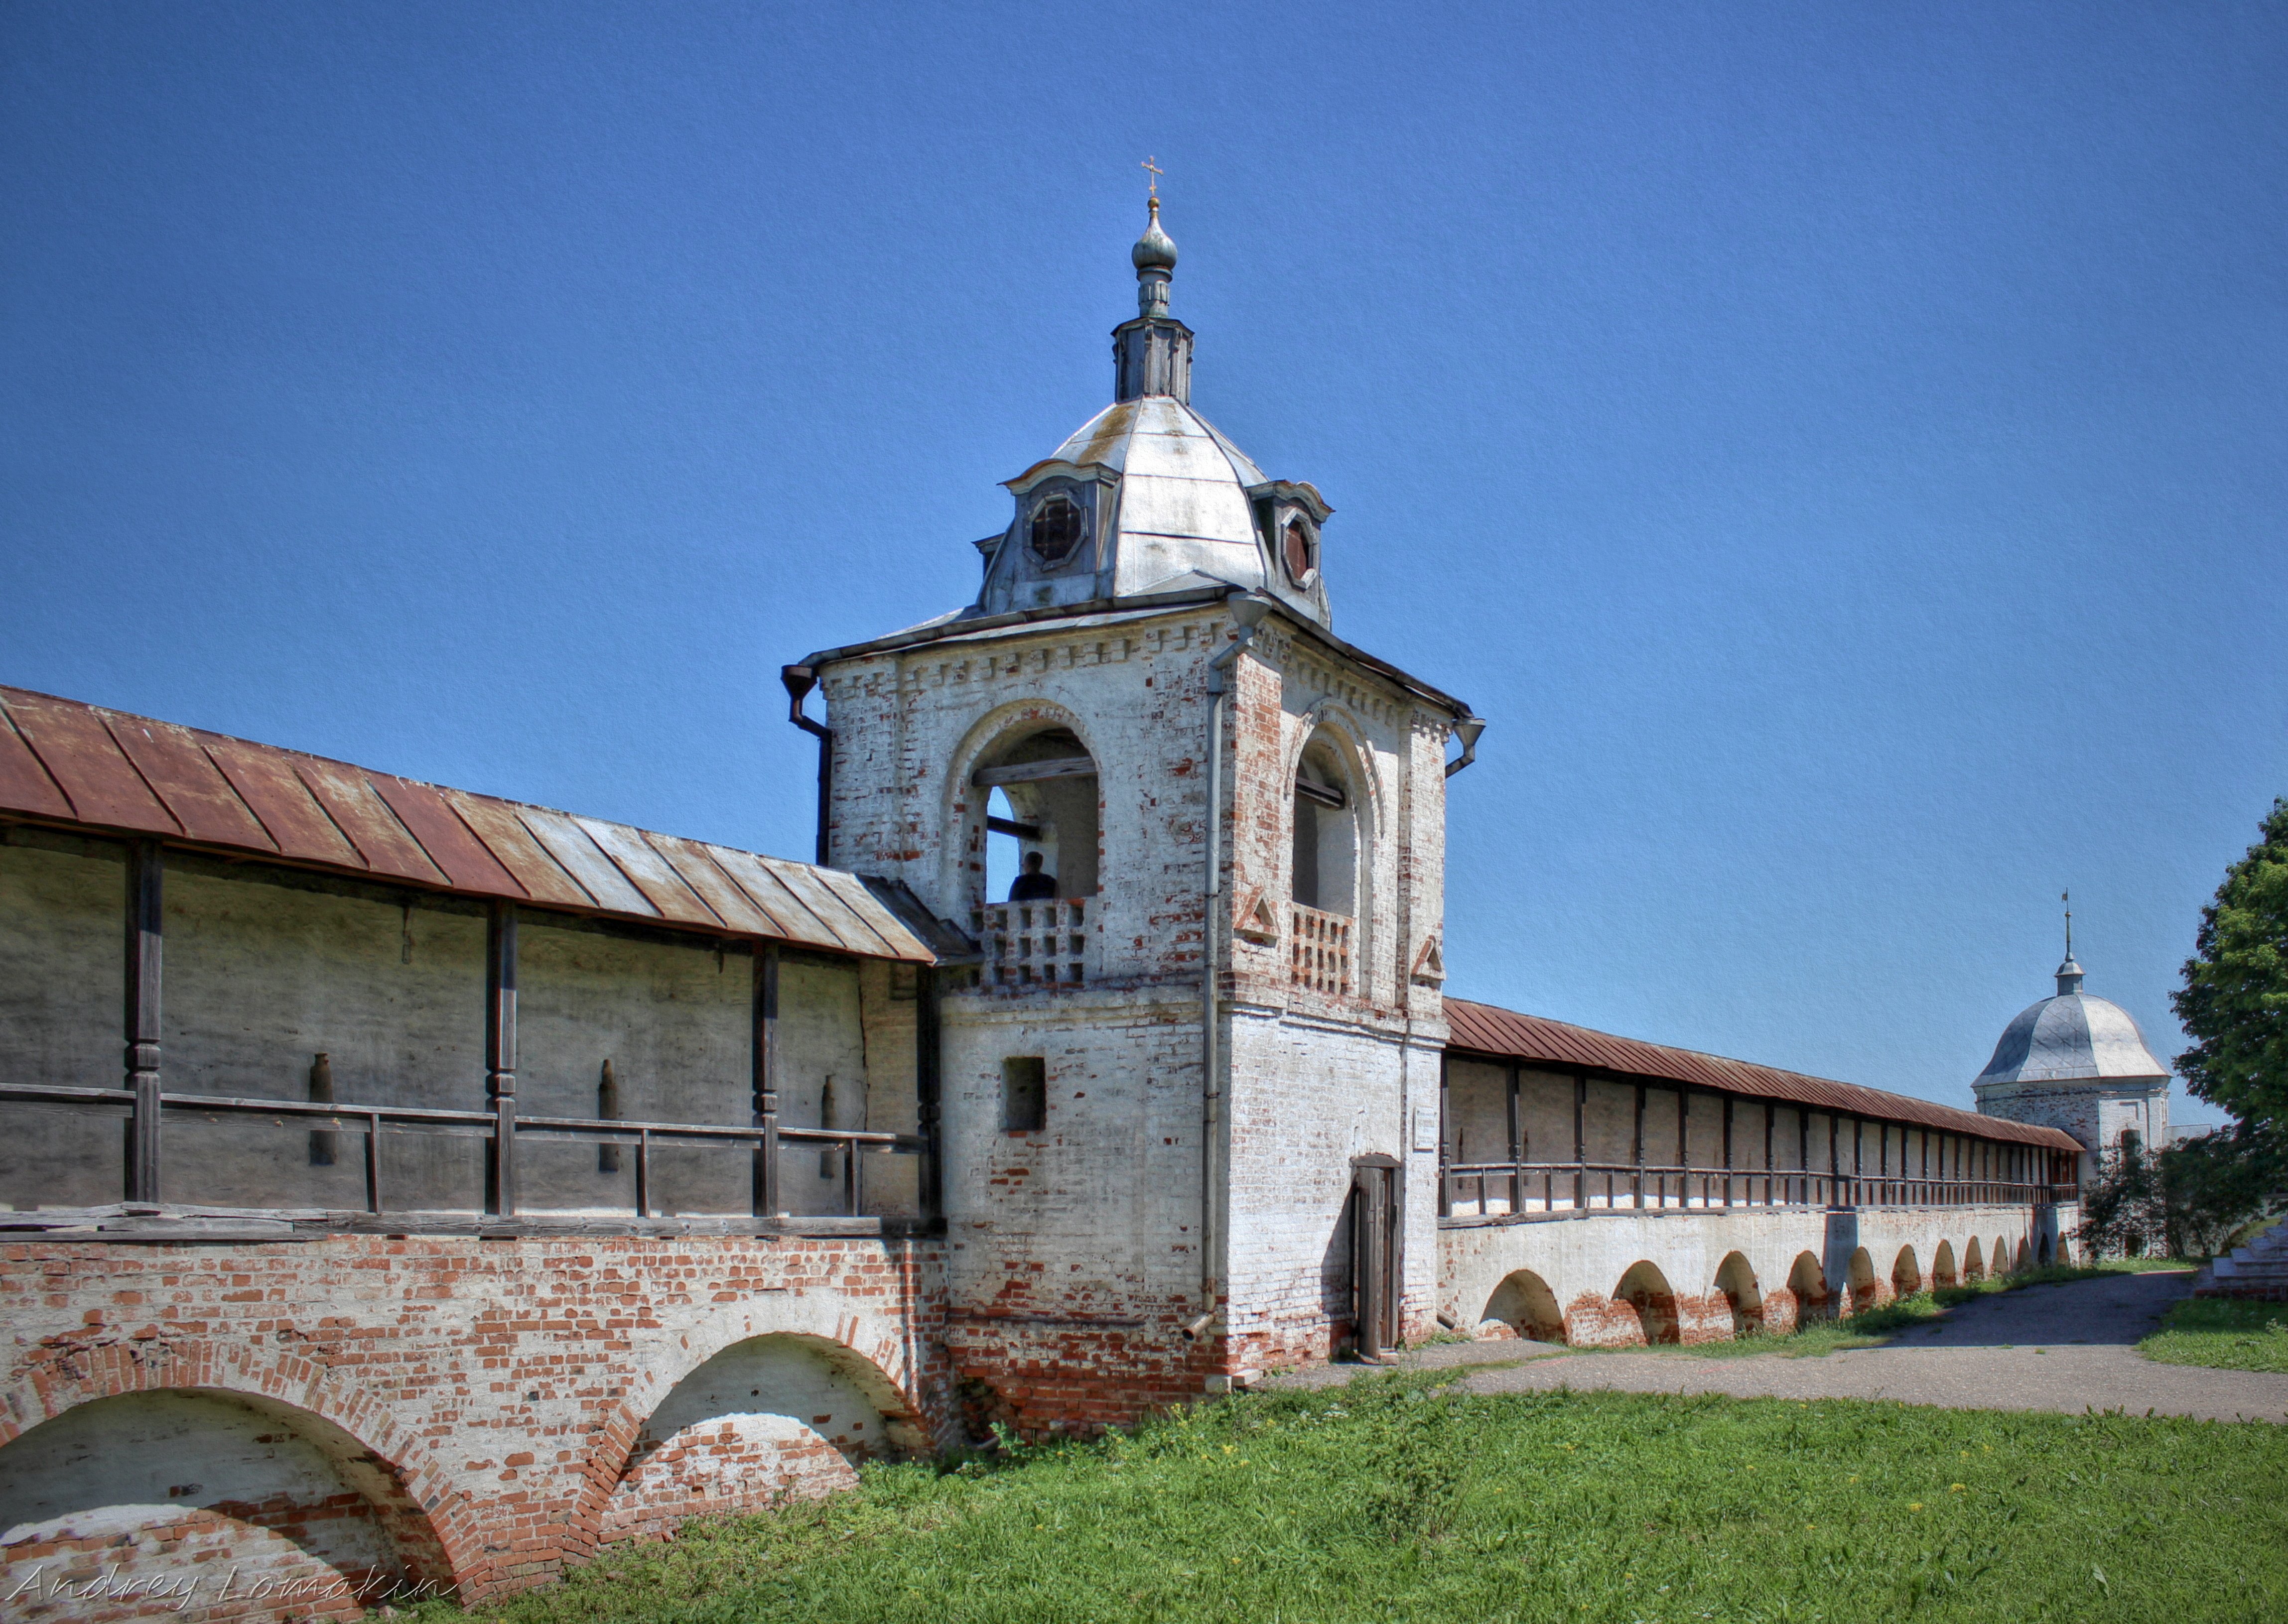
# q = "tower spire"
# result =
<box><xmin>2055</xmin><ymin>889</ymin><xmax>2084</xmax><ymax>996</ymax></box>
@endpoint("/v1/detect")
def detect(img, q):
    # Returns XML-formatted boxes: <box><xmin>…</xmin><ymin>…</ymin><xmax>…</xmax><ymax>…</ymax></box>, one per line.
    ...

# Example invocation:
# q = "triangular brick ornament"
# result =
<box><xmin>1233</xmin><ymin>887</ymin><xmax>1281</xmax><ymax>945</ymax></box>
<box><xmin>1410</xmin><ymin>932</ymin><xmax>1447</xmax><ymax>986</ymax></box>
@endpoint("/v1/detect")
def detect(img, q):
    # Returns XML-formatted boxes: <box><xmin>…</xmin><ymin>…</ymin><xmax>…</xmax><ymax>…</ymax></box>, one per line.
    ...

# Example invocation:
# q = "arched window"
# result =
<box><xmin>974</xmin><ymin>728</ymin><xmax>1099</xmax><ymax>905</ymax></box>
<box><xmin>969</xmin><ymin>726</ymin><xmax>1100</xmax><ymax>989</ymax></box>
<box><xmin>1291</xmin><ymin>736</ymin><xmax>1358</xmax><ymax>917</ymax></box>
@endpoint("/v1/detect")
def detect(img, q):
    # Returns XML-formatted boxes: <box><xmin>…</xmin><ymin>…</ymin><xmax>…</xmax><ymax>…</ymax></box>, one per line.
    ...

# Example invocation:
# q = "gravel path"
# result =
<box><xmin>1272</xmin><ymin>1270</ymin><xmax>2288</xmax><ymax>1424</ymax></box>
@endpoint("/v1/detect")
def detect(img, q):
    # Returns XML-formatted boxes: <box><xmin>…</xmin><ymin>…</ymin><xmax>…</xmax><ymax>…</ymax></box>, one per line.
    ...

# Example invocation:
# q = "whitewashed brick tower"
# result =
<box><xmin>788</xmin><ymin>200</ymin><xmax>1480</xmax><ymax>1427</ymax></box>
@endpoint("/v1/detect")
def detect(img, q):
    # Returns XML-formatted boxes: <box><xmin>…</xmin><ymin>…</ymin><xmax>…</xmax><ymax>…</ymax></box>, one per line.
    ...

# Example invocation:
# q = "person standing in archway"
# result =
<box><xmin>1009</xmin><ymin>851</ymin><xmax>1058</xmax><ymax>901</ymax></box>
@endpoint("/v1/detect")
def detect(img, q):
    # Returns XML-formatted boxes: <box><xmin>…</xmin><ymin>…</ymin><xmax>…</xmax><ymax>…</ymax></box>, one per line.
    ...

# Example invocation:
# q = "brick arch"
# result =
<box><xmin>567</xmin><ymin>1294</ymin><xmax>933</xmax><ymax>1560</ymax></box>
<box><xmin>0</xmin><ymin>1337</ymin><xmax>478</xmax><ymax>1595</ymax></box>
<box><xmin>1281</xmin><ymin>701</ymin><xmax>1387</xmax><ymax>843</ymax></box>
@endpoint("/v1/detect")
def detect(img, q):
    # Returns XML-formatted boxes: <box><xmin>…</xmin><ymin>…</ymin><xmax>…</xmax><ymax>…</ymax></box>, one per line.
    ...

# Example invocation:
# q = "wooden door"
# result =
<box><xmin>1349</xmin><ymin>1156</ymin><xmax>1400</xmax><ymax>1358</ymax></box>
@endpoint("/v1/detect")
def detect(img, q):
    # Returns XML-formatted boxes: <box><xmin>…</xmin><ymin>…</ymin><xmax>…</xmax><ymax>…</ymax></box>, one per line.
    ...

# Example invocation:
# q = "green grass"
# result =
<box><xmin>415</xmin><ymin>1377</ymin><xmax>2286</xmax><ymax>1624</ymax></box>
<box><xmin>2140</xmin><ymin>1296</ymin><xmax>2288</xmax><ymax>1374</ymax></box>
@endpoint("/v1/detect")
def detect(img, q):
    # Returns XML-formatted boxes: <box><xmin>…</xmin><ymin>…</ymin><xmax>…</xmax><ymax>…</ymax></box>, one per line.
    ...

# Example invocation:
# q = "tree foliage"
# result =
<box><xmin>2076</xmin><ymin>1127</ymin><xmax>2285</xmax><ymax>1259</ymax></box>
<box><xmin>2173</xmin><ymin>797</ymin><xmax>2288</xmax><ymax>1132</ymax></box>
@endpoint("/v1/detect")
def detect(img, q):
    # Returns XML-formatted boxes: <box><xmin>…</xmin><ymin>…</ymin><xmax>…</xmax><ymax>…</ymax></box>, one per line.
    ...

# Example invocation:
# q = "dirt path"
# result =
<box><xmin>1273</xmin><ymin>1271</ymin><xmax>2288</xmax><ymax>1423</ymax></box>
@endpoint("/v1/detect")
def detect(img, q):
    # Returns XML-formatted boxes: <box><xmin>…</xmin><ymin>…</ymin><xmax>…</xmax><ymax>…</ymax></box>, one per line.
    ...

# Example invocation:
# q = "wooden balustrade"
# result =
<box><xmin>1437</xmin><ymin>1157</ymin><xmax>2079</xmax><ymax>1222</ymax></box>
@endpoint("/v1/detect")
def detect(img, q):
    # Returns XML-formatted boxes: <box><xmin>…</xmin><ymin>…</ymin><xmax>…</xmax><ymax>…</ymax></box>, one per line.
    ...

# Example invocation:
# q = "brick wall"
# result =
<box><xmin>1</xmin><ymin>1233</ymin><xmax>948</xmax><ymax>1620</ymax></box>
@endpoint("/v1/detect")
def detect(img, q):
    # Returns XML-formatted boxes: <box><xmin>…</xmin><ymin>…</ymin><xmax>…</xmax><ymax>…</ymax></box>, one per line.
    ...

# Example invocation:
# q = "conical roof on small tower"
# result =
<box><xmin>972</xmin><ymin>198</ymin><xmax>1335</xmax><ymax>627</ymax></box>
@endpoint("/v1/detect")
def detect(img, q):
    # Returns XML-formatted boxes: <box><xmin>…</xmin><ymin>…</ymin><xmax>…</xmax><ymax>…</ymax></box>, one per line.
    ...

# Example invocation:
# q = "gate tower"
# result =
<box><xmin>786</xmin><ymin>201</ymin><xmax>1480</xmax><ymax>1426</ymax></box>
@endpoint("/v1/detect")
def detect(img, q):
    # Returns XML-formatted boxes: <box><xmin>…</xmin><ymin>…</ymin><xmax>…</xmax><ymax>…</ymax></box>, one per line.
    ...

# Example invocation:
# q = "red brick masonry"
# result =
<box><xmin>0</xmin><ymin>1234</ymin><xmax>949</xmax><ymax>1616</ymax></box>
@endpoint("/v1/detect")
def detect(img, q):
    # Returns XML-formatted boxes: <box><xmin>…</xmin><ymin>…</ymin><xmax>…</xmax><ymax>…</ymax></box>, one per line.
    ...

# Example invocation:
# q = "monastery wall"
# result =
<box><xmin>0</xmin><ymin>1233</ymin><xmax>948</xmax><ymax>1623</ymax></box>
<box><xmin>1441</xmin><ymin>1202</ymin><xmax>2077</xmax><ymax>1348</ymax></box>
<box><xmin>0</xmin><ymin>832</ymin><xmax>917</xmax><ymax>1222</ymax></box>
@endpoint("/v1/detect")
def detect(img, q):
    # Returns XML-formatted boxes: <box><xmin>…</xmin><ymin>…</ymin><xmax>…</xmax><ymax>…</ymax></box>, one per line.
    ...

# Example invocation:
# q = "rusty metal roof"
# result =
<box><xmin>0</xmin><ymin>685</ymin><xmax>934</xmax><ymax>964</ymax></box>
<box><xmin>1444</xmin><ymin>997</ymin><xmax>2082</xmax><ymax>1152</ymax></box>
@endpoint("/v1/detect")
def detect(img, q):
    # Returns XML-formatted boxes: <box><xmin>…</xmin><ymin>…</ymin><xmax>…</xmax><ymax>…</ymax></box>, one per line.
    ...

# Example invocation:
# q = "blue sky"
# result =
<box><xmin>4</xmin><ymin>1</ymin><xmax>2283</xmax><ymax>1116</ymax></box>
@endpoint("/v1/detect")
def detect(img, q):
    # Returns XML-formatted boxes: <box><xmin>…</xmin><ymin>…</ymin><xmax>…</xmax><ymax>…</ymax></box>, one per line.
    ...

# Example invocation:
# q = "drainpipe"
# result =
<box><xmin>781</xmin><ymin>665</ymin><xmax>832</xmax><ymax>868</ymax></box>
<box><xmin>1445</xmin><ymin>716</ymin><xmax>1487</xmax><ymax>778</ymax></box>
<box><xmin>1191</xmin><ymin>594</ymin><xmax>1271</xmax><ymax>1357</ymax></box>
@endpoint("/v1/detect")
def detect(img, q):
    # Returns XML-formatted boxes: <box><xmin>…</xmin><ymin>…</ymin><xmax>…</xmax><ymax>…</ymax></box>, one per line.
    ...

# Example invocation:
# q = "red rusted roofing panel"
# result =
<box><xmin>811</xmin><ymin>868</ymin><xmax>914</xmax><ymax>957</ymax></box>
<box><xmin>1444</xmin><ymin>997</ymin><xmax>2081</xmax><ymax>1152</ymax></box>
<box><xmin>0</xmin><ymin>703</ymin><xmax>73</xmax><ymax>820</ymax></box>
<box><xmin>292</xmin><ymin>759</ymin><xmax>448</xmax><ymax>886</ymax></box>
<box><xmin>760</xmin><ymin>857</ymin><xmax>889</xmax><ymax>955</ymax></box>
<box><xmin>516</xmin><ymin>808</ymin><xmax>658</xmax><ymax>918</ymax></box>
<box><xmin>439</xmin><ymin>791</ymin><xmax>591</xmax><ymax>907</ymax></box>
<box><xmin>0</xmin><ymin>685</ymin><xmax>933</xmax><ymax>964</ymax></box>
<box><xmin>370</xmin><ymin>776</ymin><xmax>524</xmax><ymax>898</ymax></box>
<box><xmin>708</xmin><ymin>847</ymin><xmax>855</xmax><ymax>949</ymax></box>
<box><xmin>574</xmin><ymin>816</ymin><xmax>721</xmax><ymax>927</ymax></box>
<box><xmin>204</xmin><ymin>739</ymin><xmax>365</xmax><ymax>867</ymax></box>
<box><xmin>646</xmin><ymin>835</ymin><xmax>788</xmax><ymax>938</ymax></box>
<box><xmin>103</xmin><ymin>717</ymin><xmax>276</xmax><ymax>852</ymax></box>
<box><xmin>809</xmin><ymin>864</ymin><xmax>931</xmax><ymax>961</ymax></box>
<box><xmin>1</xmin><ymin>690</ymin><xmax>177</xmax><ymax>835</ymax></box>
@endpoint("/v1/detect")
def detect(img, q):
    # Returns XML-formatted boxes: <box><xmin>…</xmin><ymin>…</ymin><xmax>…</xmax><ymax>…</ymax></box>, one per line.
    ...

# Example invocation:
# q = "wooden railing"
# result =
<box><xmin>0</xmin><ymin>1080</ymin><xmax>923</xmax><ymax>1224</ymax></box>
<box><xmin>974</xmin><ymin>898</ymin><xmax>1090</xmax><ymax>989</ymax></box>
<box><xmin>1291</xmin><ymin>902</ymin><xmax>1353</xmax><ymax>997</ymax></box>
<box><xmin>1438</xmin><ymin>1158</ymin><xmax>2080</xmax><ymax>1221</ymax></box>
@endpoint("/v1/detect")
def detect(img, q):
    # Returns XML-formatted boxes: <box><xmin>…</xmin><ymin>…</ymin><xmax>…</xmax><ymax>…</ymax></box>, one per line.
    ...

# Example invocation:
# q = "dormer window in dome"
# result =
<box><xmin>1028</xmin><ymin>490</ymin><xmax>1087</xmax><ymax>566</ymax></box>
<box><xmin>1281</xmin><ymin>517</ymin><xmax>1318</xmax><ymax>588</ymax></box>
<box><xmin>1248</xmin><ymin>480</ymin><xmax>1333</xmax><ymax>605</ymax></box>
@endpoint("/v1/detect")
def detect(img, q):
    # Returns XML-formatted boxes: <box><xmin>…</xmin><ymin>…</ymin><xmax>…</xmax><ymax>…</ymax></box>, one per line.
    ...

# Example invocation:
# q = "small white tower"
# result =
<box><xmin>1972</xmin><ymin>930</ymin><xmax>2172</xmax><ymax>1182</ymax></box>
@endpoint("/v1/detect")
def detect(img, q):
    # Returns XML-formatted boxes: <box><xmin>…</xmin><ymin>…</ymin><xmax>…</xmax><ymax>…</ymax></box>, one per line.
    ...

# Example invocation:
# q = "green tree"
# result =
<box><xmin>2173</xmin><ymin>798</ymin><xmax>2288</xmax><ymax>1133</ymax></box>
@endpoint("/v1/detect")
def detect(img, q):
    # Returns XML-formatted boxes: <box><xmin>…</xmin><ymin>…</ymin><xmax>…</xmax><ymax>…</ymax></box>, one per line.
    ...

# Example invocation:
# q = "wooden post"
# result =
<box><xmin>1631</xmin><ymin>1083</ymin><xmax>1645</xmax><ymax>1210</ymax></box>
<box><xmin>753</xmin><ymin>942</ymin><xmax>782</xmax><ymax>1218</ymax></box>
<box><xmin>1675</xmin><ymin>1089</ymin><xmax>1688</xmax><ymax>1209</ymax></box>
<box><xmin>916</xmin><ymin>963</ymin><xmax>942</xmax><ymax>1224</ymax></box>
<box><xmin>485</xmin><ymin>902</ymin><xmax>517</xmax><ymax>1218</ymax></box>
<box><xmin>123</xmin><ymin>839</ymin><xmax>163</xmax><ymax>1204</ymax></box>
<box><xmin>1505</xmin><ymin>1063</ymin><xmax>1522</xmax><ymax>1216</ymax></box>
<box><xmin>1722</xmin><ymin>1095</ymin><xmax>1734</xmax><ymax>1209</ymax></box>
<box><xmin>1764</xmin><ymin>1101</ymin><xmax>1774</xmax><ymax>1206</ymax></box>
<box><xmin>1438</xmin><ymin>1064</ymin><xmax>1453</xmax><ymax>1219</ymax></box>
<box><xmin>1573</xmin><ymin>1073</ymin><xmax>1587</xmax><ymax>1212</ymax></box>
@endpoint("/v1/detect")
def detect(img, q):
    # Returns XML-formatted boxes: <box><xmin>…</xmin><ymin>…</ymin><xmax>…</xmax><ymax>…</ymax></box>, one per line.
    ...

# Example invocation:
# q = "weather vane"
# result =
<box><xmin>1142</xmin><ymin>155</ymin><xmax>1164</xmax><ymax>201</ymax></box>
<box><xmin>2062</xmin><ymin>889</ymin><xmax>2073</xmax><ymax>960</ymax></box>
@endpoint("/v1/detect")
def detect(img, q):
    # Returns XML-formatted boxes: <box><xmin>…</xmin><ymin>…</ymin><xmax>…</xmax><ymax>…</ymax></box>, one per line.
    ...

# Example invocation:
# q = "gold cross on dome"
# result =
<box><xmin>1142</xmin><ymin>156</ymin><xmax>1164</xmax><ymax>198</ymax></box>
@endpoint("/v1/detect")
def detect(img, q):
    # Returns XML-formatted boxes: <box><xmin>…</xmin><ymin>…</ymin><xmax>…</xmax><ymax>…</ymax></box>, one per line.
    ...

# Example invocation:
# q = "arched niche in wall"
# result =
<box><xmin>1482</xmin><ymin>1269</ymin><xmax>1566</xmax><ymax>1344</ymax></box>
<box><xmin>0</xmin><ymin>1388</ymin><xmax>451</xmax><ymax>1613</ymax></box>
<box><xmin>605</xmin><ymin>1333</ymin><xmax>922</xmax><ymax>1545</ymax></box>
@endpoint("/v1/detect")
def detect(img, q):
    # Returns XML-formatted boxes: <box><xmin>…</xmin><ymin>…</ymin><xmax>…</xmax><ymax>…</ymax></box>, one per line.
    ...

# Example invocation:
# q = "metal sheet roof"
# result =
<box><xmin>0</xmin><ymin>685</ymin><xmax>934</xmax><ymax>964</ymax></box>
<box><xmin>1444</xmin><ymin>997</ymin><xmax>2082</xmax><ymax>1152</ymax></box>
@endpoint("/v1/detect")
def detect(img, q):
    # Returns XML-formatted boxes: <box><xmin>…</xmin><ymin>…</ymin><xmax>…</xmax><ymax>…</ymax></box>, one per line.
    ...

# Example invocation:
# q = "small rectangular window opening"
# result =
<box><xmin>1003</xmin><ymin>1057</ymin><xmax>1047</xmax><ymax>1133</ymax></box>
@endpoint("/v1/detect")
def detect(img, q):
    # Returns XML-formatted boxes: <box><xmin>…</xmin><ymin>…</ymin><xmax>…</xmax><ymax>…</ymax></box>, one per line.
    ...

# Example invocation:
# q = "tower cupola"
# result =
<box><xmin>971</xmin><ymin>199</ymin><xmax>1335</xmax><ymax>627</ymax></box>
<box><xmin>1114</xmin><ymin>197</ymin><xmax>1193</xmax><ymax>403</ymax></box>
